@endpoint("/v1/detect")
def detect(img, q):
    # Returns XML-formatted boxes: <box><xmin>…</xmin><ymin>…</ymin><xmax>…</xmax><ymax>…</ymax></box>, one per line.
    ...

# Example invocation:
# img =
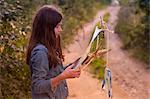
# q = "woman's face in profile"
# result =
<box><xmin>54</xmin><ymin>21</ymin><xmax>62</xmax><ymax>38</ymax></box>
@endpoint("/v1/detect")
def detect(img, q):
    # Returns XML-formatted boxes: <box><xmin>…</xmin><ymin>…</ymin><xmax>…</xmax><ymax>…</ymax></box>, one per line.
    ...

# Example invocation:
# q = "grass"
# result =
<box><xmin>89</xmin><ymin>58</ymin><xmax>106</xmax><ymax>80</ymax></box>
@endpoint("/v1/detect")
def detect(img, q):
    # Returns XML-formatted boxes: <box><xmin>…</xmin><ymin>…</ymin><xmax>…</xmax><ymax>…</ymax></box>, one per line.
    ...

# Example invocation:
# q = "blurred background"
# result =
<box><xmin>0</xmin><ymin>0</ymin><xmax>149</xmax><ymax>98</ymax></box>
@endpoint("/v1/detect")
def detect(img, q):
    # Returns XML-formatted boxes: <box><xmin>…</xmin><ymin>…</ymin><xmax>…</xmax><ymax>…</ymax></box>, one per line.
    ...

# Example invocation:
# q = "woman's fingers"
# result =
<box><xmin>72</xmin><ymin>69</ymin><xmax>81</xmax><ymax>78</ymax></box>
<box><xmin>67</xmin><ymin>64</ymin><xmax>75</xmax><ymax>69</ymax></box>
<box><xmin>75</xmin><ymin>72</ymin><xmax>81</xmax><ymax>78</ymax></box>
<box><xmin>63</xmin><ymin>64</ymin><xmax>81</xmax><ymax>79</ymax></box>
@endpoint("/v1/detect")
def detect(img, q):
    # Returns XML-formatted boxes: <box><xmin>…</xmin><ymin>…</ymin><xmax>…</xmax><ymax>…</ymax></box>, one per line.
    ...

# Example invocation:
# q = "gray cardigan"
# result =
<box><xmin>29</xmin><ymin>44</ymin><xmax>68</xmax><ymax>99</ymax></box>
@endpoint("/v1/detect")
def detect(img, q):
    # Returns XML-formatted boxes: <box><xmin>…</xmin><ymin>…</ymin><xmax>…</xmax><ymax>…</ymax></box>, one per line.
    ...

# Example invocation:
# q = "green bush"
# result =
<box><xmin>0</xmin><ymin>0</ymin><xmax>38</xmax><ymax>98</ymax></box>
<box><xmin>90</xmin><ymin>58</ymin><xmax>106</xmax><ymax>79</ymax></box>
<box><xmin>103</xmin><ymin>12</ymin><xmax>110</xmax><ymax>23</ymax></box>
<box><xmin>115</xmin><ymin>1</ymin><xmax>150</xmax><ymax>66</ymax></box>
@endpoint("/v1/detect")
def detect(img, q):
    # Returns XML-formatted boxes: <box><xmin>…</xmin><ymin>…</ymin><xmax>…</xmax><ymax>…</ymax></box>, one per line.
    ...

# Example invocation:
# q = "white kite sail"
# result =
<box><xmin>74</xmin><ymin>26</ymin><xmax>102</xmax><ymax>69</ymax></box>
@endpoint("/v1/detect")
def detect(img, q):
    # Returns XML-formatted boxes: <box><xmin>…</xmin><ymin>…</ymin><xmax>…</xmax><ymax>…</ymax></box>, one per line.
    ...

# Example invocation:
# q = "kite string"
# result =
<box><xmin>100</xmin><ymin>16</ymin><xmax>109</xmax><ymax>67</ymax></box>
<box><xmin>106</xmin><ymin>22</ymin><xmax>109</xmax><ymax>67</ymax></box>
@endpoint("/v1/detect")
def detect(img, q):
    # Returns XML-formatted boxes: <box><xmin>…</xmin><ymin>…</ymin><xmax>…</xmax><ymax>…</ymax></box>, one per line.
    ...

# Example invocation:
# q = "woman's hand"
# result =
<box><xmin>61</xmin><ymin>64</ymin><xmax>81</xmax><ymax>79</ymax></box>
<box><xmin>51</xmin><ymin>64</ymin><xmax>81</xmax><ymax>88</ymax></box>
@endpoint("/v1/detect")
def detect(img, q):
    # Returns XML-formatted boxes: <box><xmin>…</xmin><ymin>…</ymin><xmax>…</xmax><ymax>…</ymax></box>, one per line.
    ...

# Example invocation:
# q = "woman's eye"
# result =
<box><xmin>56</xmin><ymin>25</ymin><xmax>59</xmax><ymax>28</ymax></box>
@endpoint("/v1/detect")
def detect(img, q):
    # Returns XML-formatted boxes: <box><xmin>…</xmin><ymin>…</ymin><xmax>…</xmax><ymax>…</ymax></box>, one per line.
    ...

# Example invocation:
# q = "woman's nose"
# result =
<box><xmin>59</xmin><ymin>26</ymin><xmax>62</xmax><ymax>32</ymax></box>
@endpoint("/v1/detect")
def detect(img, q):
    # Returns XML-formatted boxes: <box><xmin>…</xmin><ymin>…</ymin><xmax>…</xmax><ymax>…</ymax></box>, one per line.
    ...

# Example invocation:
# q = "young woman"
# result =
<box><xmin>26</xmin><ymin>5</ymin><xmax>81</xmax><ymax>99</ymax></box>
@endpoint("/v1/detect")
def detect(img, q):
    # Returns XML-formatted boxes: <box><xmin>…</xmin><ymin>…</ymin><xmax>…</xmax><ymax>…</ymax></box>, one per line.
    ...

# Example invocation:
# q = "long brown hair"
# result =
<box><xmin>26</xmin><ymin>5</ymin><xmax>64</xmax><ymax>67</ymax></box>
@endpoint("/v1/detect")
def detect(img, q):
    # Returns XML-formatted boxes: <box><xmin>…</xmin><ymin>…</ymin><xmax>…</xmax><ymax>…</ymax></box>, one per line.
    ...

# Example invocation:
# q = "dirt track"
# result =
<box><xmin>63</xmin><ymin>6</ymin><xmax>150</xmax><ymax>99</ymax></box>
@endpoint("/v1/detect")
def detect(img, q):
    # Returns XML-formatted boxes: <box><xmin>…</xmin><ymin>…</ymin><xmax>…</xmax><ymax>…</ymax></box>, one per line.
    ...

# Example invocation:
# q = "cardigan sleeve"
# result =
<box><xmin>30</xmin><ymin>48</ymin><xmax>53</xmax><ymax>94</ymax></box>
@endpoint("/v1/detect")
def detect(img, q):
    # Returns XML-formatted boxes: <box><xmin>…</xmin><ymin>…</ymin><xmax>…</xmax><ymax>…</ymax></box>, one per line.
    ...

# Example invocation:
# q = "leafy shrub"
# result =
<box><xmin>115</xmin><ymin>1</ymin><xmax>150</xmax><ymax>66</ymax></box>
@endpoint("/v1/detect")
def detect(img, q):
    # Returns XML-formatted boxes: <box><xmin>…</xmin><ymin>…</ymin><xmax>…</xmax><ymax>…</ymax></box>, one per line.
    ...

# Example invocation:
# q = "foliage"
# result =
<box><xmin>0</xmin><ymin>0</ymin><xmax>40</xmax><ymax>98</ymax></box>
<box><xmin>103</xmin><ymin>12</ymin><xmax>110</xmax><ymax>23</ymax></box>
<box><xmin>115</xmin><ymin>0</ymin><xmax>150</xmax><ymax>66</ymax></box>
<box><xmin>90</xmin><ymin>58</ymin><xmax>106</xmax><ymax>79</ymax></box>
<box><xmin>100</xmin><ymin>0</ymin><xmax>111</xmax><ymax>5</ymax></box>
<box><xmin>118</xmin><ymin>0</ymin><xmax>130</xmax><ymax>6</ymax></box>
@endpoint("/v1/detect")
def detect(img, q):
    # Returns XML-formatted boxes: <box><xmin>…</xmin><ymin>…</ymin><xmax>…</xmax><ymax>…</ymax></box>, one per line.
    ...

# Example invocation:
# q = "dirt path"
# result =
<box><xmin>63</xmin><ymin>6</ymin><xmax>150</xmax><ymax>99</ymax></box>
<box><xmin>106</xmin><ymin>6</ymin><xmax>150</xmax><ymax>99</ymax></box>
